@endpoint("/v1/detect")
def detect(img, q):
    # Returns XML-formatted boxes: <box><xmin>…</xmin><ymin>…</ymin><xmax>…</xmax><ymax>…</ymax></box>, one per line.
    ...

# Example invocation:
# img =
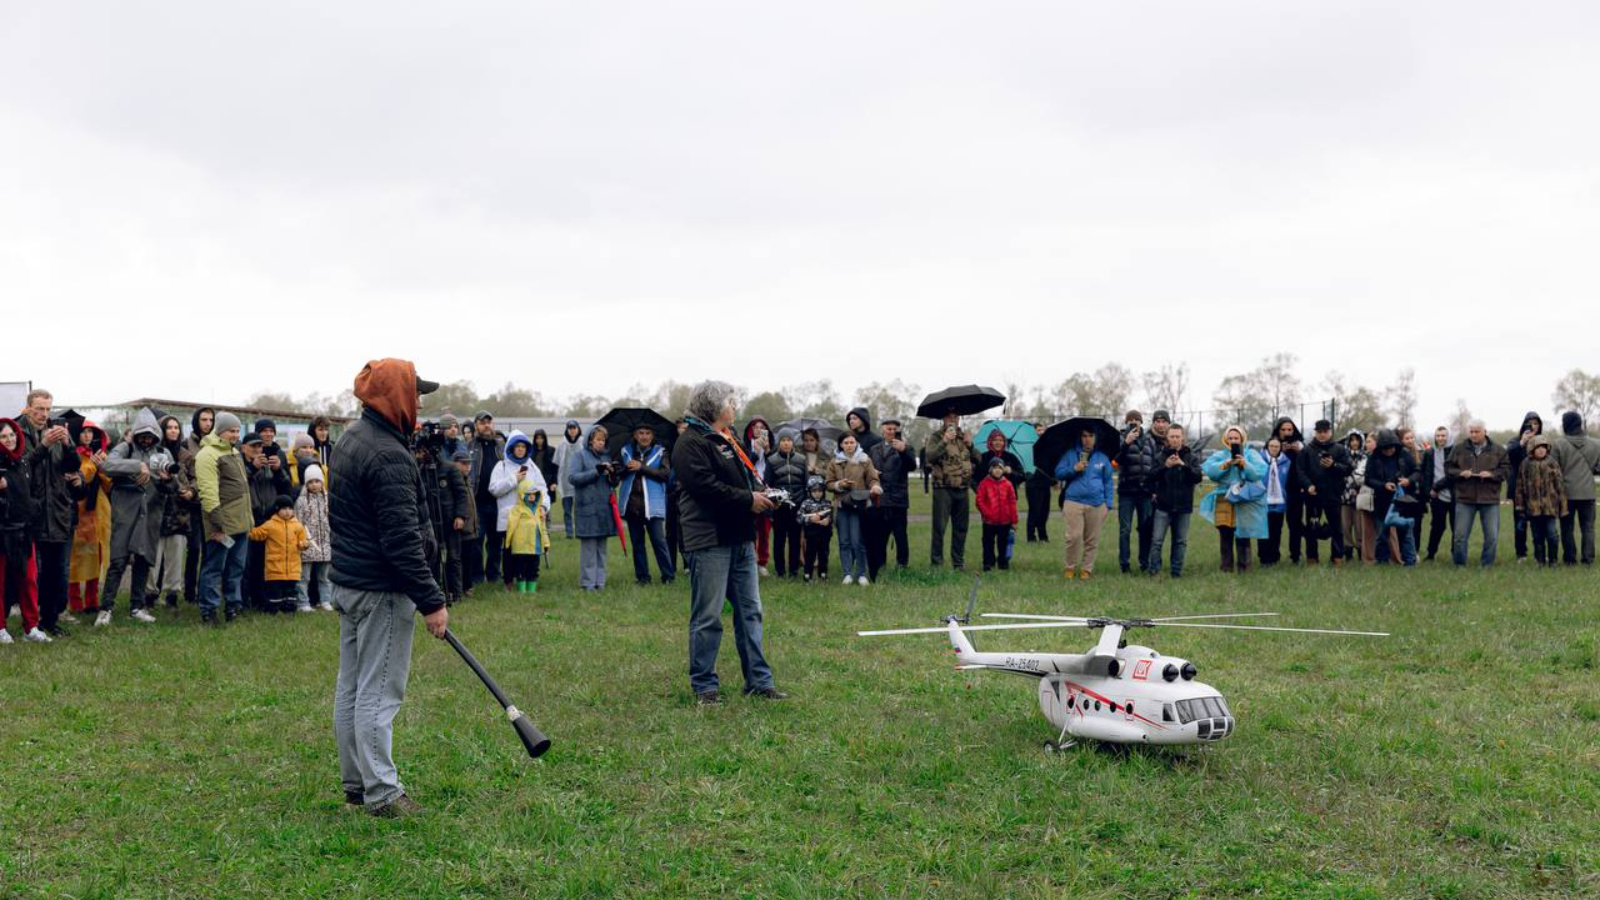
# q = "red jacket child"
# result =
<box><xmin>976</xmin><ymin>471</ymin><xmax>1018</xmax><ymax>526</ymax></box>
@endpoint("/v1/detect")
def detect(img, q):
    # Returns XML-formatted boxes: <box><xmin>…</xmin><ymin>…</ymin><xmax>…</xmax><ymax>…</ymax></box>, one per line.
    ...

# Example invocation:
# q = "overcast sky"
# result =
<box><xmin>3</xmin><ymin>1</ymin><xmax>1595</xmax><ymax>427</ymax></box>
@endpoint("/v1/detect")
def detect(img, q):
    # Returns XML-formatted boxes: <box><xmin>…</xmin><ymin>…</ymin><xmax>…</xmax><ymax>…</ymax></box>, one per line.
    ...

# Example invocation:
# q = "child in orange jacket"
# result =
<box><xmin>248</xmin><ymin>496</ymin><xmax>310</xmax><ymax>614</ymax></box>
<box><xmin>976</xmin><ymin>459</ymin><xmax>1019</xmax><ymax>571</ymax></box>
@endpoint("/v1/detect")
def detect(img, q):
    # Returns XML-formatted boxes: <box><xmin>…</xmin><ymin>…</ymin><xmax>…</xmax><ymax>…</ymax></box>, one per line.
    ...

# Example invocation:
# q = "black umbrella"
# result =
<box><xmin>1033</xmin><ymin>417</ymin><xmax>1120</xmax><ymax>478</ymax></box>
<box><xmin>916</xmin><ymin>385</ymin><xmax>1006</xmax><ymax>420</ymax></box>
<box><xmin>594</xmin><ymin>407</ymin><xmax>677</xmax><ymax>458</ymax></box>
<box><xmin>57</xmin><ymin>408</ymin><xmax>87</xmax><ymax>438</ymax></box>
<box><xmin>776</xmin><ymin>417</ymin><xmax>844</xmax><ymax>446</ymax></box>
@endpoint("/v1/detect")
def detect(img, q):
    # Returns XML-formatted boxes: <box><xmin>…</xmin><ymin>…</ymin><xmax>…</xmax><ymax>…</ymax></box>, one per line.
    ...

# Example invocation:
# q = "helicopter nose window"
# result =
<box><xmin>1162</xmin><ymin>703</ymin><xmax>1175</xmax><ymax>723</ymax></box>
<box><xmin>1201</xmin><ymin>697</ymin><xmax>1225</xmax><ymax>719</ymax></box>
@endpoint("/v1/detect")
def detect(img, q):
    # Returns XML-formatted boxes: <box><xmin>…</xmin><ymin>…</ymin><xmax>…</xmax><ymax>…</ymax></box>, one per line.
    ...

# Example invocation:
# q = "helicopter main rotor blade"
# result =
<box><xmin>979</xmin><ymin>613</ymin><xmax>1093</xmax><ymax>622</ymax></box>
<box><xmin>858</xmin><ymin>621</ymin><xmax>1095</xmax><ymax>637</ymax></box>
<box><xmin>1154</xmin><ymin>622</ymin><xmax>1389</xmax><ymax>637</ymax></box>
<box><xmin>1147</xmin><ymin>612</ymin><xmax>1280</xmax><ymax>622</ymax></box>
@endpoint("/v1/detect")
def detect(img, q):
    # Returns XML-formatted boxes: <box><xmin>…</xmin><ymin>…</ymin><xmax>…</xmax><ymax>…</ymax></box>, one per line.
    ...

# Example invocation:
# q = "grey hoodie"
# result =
<box><xmin>99</xmin><ymin>407</ymin><xmax>176</xmax><ymax>561</ymax></box>
<box><xmin>1552</xmin><ymin>418</ymin><xmax>1600</xmax><ymax>502</ymax></box>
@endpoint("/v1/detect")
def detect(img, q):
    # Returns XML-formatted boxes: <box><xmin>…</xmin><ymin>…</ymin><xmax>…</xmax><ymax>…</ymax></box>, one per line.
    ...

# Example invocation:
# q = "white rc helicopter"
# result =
<box><xmin>860</xmin><ymin>583</ymin><xmax>1388</xmax><ymax>752</ymax></box>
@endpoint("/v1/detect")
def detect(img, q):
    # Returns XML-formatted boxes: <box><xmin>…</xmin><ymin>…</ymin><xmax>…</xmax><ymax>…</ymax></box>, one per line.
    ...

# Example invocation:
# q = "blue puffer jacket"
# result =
<box><xmin>1054</xmin><ymin>448</ymin><xmax>1114</xmax><ymax>509</ymax></box>
<box><xmin>617</xmin><ymin>442</ymin><xmax>669</xmax><ymax>520</ymax></box>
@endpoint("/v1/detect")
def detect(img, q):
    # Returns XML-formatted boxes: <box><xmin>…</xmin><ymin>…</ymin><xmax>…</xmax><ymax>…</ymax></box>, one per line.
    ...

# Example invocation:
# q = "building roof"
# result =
<box><xmin>106</xmin><ymin>398</ymin><xmax>355</xmax><ymax>424</ymax></box>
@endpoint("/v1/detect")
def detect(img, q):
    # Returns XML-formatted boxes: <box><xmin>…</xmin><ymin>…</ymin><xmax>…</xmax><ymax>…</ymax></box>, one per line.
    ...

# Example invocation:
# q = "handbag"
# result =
<box><xmin>1227</xmin><ymin>477</ymin><xmax>1266</xmax><ymax>504</ymax></box>
<box><xmin>1356</xmin><ymin>485</ymin><xmax>1375</xmax><ymax>512</ymax></box>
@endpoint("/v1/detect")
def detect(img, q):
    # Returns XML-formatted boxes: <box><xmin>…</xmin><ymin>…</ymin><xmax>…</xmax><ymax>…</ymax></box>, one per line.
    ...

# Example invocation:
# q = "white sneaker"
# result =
<box><xmin>0</xmin><ymin>629</ymin><xmax>12</xmax><ymax>645</ymax></box>
<box><xmin>296</xmin><ymin>604</ymin><xmax>315</xmax><ymax>613</ymax></box>
<box><xmin>94</xmin><ymin>611</ymin><xmax>112</xmax><ymax>627</ymax></box>
<box><xmin>857</xmin><ymin>576</ymin><xmax>871</xmax><ymax>586</ymax></box>
<box><xmin>318</xmin><ymin>602</ymin><xmax>334</xmax><ymax>612</ymax></box>
<box><xmin>131</xmin><ymin>609</ymin><xmax>157</xmax><ymax>623</ymax></box>
<box><xmin>758</xmin><ymin>566</ymin><xmax>770</xmax><ymax>578</ymax></box>
<box><xmin>841</xmin><ymin>575</ymin><xmax>854</xmax><ymax>585</ymax></box>
<box><xmin>24</xmin><ymin>627</ymin><xmax>52</xmax><ymax>643</ymax></box>
<box><xmin>61</xmin><ymin>611</ymin><xmax>80</xmax><ymax>624</ymax></box>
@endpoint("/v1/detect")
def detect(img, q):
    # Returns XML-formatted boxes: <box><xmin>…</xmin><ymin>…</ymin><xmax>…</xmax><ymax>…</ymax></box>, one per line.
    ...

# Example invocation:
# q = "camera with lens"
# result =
<box><xmin>411</xmin><ymin>420</ymin><xmax>447</xmax><ymax>454</ymax></box>
<box><xmin>762</xmin><ymin>487</ymin><xmax>794</xmax><ymax>509</ymax></box>
<box><xmin>146</xmin><ymin>450</ymin><xmax>181</xmax><ymax>477</ymax></box>
<box><xmin>595</xmin><ymin>460</ymin><xmax>623</xmax><ymax>485</ymax></box>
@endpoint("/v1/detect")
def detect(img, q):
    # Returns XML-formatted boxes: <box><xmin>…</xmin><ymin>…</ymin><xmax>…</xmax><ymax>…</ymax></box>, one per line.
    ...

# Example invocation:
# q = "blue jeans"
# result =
<box><xmin>1146</xmin><ymin>509</ymin><xmax>1191</xmax><ymax>576</ymax></box>
<box><xmin>836</xmin><ymin>508</ymin><xmax>866</xmax><ymax>579</ymax></box>
<box><xmin>1117</xmin><ymin>494</ymin><xmax>1153</xmax><ymax>572</ymax></box>
<box><xmin>562</xmin><ymin>496</ymin><xmax>575</xmax><ymax>539</ymax></box>
<box><xmin>1452</xmin><ymin>502</ymin><xmax>1500</xmax><ymax>566</ymax></box>
<box><xmin>686</xmin><ymin>542</ymin><xmax>774</xmax><ymax>695</ymax></box>
<box><xmin>199</xmin><ymin>534</ymin><xmax>248</xmax><ymax>617</ymax></box>
<box><xmin>1376</xmin><ymin>520</ymin><xmax>1417</xmax><ymax>565</ymax></box>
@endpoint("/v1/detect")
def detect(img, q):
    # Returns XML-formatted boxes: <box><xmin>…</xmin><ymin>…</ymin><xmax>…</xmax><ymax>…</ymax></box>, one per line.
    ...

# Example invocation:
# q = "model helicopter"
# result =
<box><xmin>859</xmin><ymin>582</ymin><xmax>1387</xmax><ymax>752</ymax></box>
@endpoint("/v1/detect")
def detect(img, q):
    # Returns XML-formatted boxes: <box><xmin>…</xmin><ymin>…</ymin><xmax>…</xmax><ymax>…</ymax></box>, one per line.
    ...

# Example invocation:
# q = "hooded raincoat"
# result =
<box><xmin>489</xmin><ymin>430</ymin><xmax>551</xmax><ymax>532</ymax></box>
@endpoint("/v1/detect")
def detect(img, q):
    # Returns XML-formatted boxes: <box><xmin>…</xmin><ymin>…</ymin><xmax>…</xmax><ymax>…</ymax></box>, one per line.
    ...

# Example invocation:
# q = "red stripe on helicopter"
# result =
<box><xmin>1063</xmin><ymin>680</ymin><xmax>1168</xmax><ymax>731</ymax></box>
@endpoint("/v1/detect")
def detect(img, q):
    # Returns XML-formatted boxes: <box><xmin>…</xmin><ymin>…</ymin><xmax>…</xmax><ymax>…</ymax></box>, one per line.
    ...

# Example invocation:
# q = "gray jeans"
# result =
<box><xmin>332</xmin><ymin>585</ymin><xmax>417</xmax><ymax>808</ymax></box>
<box><xmin>579</xmin><ymin>537</ymin><xmax>609</xmax><ymax>589</ymax></box>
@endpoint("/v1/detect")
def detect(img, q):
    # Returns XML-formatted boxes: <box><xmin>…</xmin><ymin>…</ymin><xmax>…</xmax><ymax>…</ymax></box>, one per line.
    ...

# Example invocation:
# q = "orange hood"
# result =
<box><xmin>354</xmin><ymin>358</ymin><xmax>420</xmax><ymax>433</ymax></box>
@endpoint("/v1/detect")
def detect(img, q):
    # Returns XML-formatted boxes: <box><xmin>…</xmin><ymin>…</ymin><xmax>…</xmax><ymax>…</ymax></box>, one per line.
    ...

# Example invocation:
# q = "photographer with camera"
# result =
<box><xmin>488</xmin><ymin>430</ymin><xmax>550</xmax><ymax>591</ymax></box>
<box><xmin>96</xmin><ymin>407</ymin><xmax>180</xmax><ymax>625</ymax></box>
<box><xmin>328</xmin><ymin>358</ymin><xmax>449</xmax><ymax>818</ymax></box>
<box><xmin>1298</xmin><ymin>419</ymin><xmax>1353</xmax><ymax>565</ymax></box>
<box><xmin>567</xmin><ymin>425</ymin><xmax>618</xmax><ymax>592</ymax></box>
<box><xmin>1199</xmin><ymin>425</ymin><xmax>1269</xmax><ymax>574</ymax></box>
<box><xmin>924</xmin><ymin>409</ymin><xmax>977</xmax><ymax>570</ymax></box>
<box><xmin>867</xmin><ymin>419</ymin><xmax>916</xmax><ymax>578</ymax></box>
<box><xmin>18</xmin><ymin>389</ymin><xmax>83</xmax><ymax>637</ymax></box>
<box><xmin>619</xmin><ymin>424</ymin><xmax>675</xmax><ymax>586</ymax></box>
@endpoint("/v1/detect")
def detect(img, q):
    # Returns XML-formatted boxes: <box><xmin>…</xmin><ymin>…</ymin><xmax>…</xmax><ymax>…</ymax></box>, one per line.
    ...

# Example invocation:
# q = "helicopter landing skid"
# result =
<box><xmin>1043</xmin><ymin>719</ymin><xmax>1076</xmax><ymax>754</ymax></box>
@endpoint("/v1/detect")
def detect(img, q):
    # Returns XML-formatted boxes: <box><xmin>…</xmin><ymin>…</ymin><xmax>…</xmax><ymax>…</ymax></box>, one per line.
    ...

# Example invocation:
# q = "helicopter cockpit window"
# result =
<box><xmin>1174</xmin><ymin>699</ymin><xmax>1199</xmax><ymax>724</ymax></box>
<box><xmin>1162</xmin><ymin>703</ymin><xmax>1175</xmax><ymax>723</ymax></box>
<box><xmin>1201</xmin><ymin>697</ymin><xmax>1225</xmax><ymax>719</ymax></box>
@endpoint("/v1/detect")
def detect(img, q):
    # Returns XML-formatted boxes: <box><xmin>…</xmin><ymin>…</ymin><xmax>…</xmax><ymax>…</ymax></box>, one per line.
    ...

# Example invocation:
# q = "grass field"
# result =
<box><xmin>2</xmin><ymin>496</ymin><xmax>1597</xmax><ymax>899</ymax></box>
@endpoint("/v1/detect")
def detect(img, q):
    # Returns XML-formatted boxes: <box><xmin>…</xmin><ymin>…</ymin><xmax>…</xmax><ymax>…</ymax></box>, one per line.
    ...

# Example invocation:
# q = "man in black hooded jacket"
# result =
<box><xmin>1296</xmin><ymin>419</ymin><xmax>1352</xmax><ymax>565</ymax></box>
<box><xmin>1273</xmin><ymin>417</ymin><xmax>1307</xmax><ymax>564</ymax></box>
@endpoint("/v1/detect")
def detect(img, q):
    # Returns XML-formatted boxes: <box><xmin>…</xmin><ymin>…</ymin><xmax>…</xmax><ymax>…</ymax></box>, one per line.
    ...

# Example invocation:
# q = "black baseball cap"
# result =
<box><xmin>1314</xmin><ymin>419</ymin><xmax>1333</xmax><ymax>432</ymax></box>
<box><xmin>416</xmin><ymin>376</ymin><xmax>440</xmax><ymax>395</ymax></box>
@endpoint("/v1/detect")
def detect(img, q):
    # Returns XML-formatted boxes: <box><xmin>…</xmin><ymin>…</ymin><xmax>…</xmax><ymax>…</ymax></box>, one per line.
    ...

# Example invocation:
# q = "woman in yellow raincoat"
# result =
<box><xmin>68</xmin><ymin>422</ymin><xmax>113</xmax><ymax>616</ymax></box>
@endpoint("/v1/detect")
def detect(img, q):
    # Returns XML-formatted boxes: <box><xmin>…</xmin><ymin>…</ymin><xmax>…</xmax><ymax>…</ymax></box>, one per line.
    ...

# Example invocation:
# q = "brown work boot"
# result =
<box><xmin>1331</xmin><ymin>556</ymin><xmax>1343</xmax><ymax>569</ymax></box>
<box><xmin>1063</xmin><ymin>567</ymin><xmax>1077</xmax><ymax>580</ymax></box>
<box><xmin>368</xmin><ymin>794</ymin><xmax>424</xmax><ymax>818</ymax></box>
<box><xmin>1079</xmin><ymin>569</ymin><xmax>1093</xmax><ymax>580</ymax></box>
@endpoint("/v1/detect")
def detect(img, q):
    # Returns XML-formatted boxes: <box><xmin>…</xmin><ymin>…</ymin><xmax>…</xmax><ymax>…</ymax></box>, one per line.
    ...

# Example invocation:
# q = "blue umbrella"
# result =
<box><xmin>973</xmin><ymin>419</ymin><xmax>1041</xmax><ymax>472</ymax></box>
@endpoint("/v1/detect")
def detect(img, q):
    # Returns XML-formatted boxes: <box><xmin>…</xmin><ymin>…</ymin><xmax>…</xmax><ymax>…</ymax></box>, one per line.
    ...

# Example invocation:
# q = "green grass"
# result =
<box><xmin>3</xmin><ymin>499</ymin><xmax>1597</xmax><ymax>899</ymax></box>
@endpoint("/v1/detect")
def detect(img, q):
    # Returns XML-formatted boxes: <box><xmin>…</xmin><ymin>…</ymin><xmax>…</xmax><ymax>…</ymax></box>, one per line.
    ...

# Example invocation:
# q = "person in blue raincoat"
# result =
<box><xmin>1199</xmin><ymin>425</ymin><xmax>1268</xmax><ymax>573</ymax></box>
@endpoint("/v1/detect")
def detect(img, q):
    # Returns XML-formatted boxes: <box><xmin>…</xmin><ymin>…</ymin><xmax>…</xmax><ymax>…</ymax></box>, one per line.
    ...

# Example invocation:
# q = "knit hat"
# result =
<box><xmin>1151</xmin><ymin>410</ymin><xmax>1171</xmax><ymax>423</ymax></box>
<box><xmin>1124</xmin><ymin>410</ymin><xmax>1144</xmax><ymax>424</ymax></box>
<box><xmin>452</xmin><ymin>445</ymin><xmax>472</xmax><ymax>463</ymax></box>
<box><xmin>254</xmin><ymin>418</ymin><xmax>277</xmax><ymax>434</ymax></box>
<box><xmin>439</xmin><ymin>413</ymin><xmax>459</xmax><ymax>429</ymax></box>
<box><xmin>272</xmin><ymin>495</ymin><xmax>294</xmax><ymax>511</ymax></box>
<box><xmin>304</xmin><ymin>464</ymin><xmax>324</xmax><ymax>483</ymax></box>
<box><xmin>242</xmin><ymin>431</ymin><xmax>264</xmax><ymax>446</ymax></box>
<box><xmin>214</xmin><ymin>411</ymin><xmax>243</xmax><ymax>435</ymax></box>
<box><xmin>292</xmin><ymin>433</ymin><xmax>314</xmax><ymax>450</ymax></box>
<box><xmin>1563</xmin><ymin>411</ymin><xmax>1584</xmax><ymax>435</ymax></box>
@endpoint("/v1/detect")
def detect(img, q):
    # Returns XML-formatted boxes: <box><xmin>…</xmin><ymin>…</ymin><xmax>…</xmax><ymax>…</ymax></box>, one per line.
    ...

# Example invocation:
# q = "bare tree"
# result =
<box><xmin>1322</xmin><ymin>371</ymin><xmax>1384</xmax><ymax>435</ymax></box>
<box><xmin>1552</xmin><ymin>368</ymin><xmax>1600</xmax><ymax>430</ymax></box>
<box><xmin>1140</xmin><ymin>362</ymin><xmax>1190</xmax><ymax>414</ymax></box>
<box><xmin>1449</xmin><ymin>399</ymin><xmax>1475</xmax><ymax>439</ymax></box>
<box><xmin>1384</xmin><ymin>367</ymin><xmax>1419</xmax><ymax>430</ymax></box>
<box><xmin>1050</xmin><ymin>364</ymin><xmax>1134</xmax><ymax>418</ymax></box>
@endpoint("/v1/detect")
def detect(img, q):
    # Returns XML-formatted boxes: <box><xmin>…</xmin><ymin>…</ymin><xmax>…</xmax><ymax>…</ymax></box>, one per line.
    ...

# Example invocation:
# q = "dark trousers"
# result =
<box><xmin>1513</xmin><ymin>509</ymin><xmax>1529</xmax><ymax>559</ymax></box>
<box><xmin>861</xmin><ymin>507</ymin><xmax>886</xmax><ymax>579</ymax></box>
<box><xmin>1530</xmin><ymin>515</ymin><xmax>1560</xmax><ymax>565</ymax></box>
<box><xmin>981</xmin><ymin>524</ymin><xmax>1012</xmax><ymax>570</ymax></box>
<box><xmin>1284</xmin><ymin>494</ymin><xmax>1305</xmax><ymax>562</ymax></box>
<box><xmin>1425</xmin><ymin>497</ymin><xmax>1453</xmax><ymax>558</ymax></box>
<box><xmin>770</xmin><ymin>514</ymin><xmax>802</xmax><ymax>577</ymax></box>
<box><xmin>666</xmin><ymin>497</ymin><xmax>681</xmax><ymax>574</ymax></box>
<box><xmin>34</xmin><ymin>539</ymin><xmax>71</xmax><ymax>630</ymax></box>
<box><xmin>1117</xmin><ymin>494</ymin><xmax>1153</xmax><ymax>572</ymax></box>
<box><xmin>803</xmin><ymin>524</ymin><xmax>832</xmax><ymax>576</ymax></box>
<box><xmin>1024</xmin><ymin>479</ymin><xmax>1053</xmax><ymax>541</ymax></box>
<box><xmin>442</xmin><ymin>532</ymin><xmax>463</xmax><ymax>597</ymax></box>
<box><xmin>462</xmin><ymin>533</ymin><xmax>483</xmax><ymax>588</ymax></box>
<box><xmin>877</xmin><ymin>507</ymin><xmax>910</xmax><ymax>570</ymax></box>
<box><xmin>185</xmin><ymin>513</ymin><xmax>204</xmax><ymax>602</ymax></box>
<box><xmin>507</xmin><ymin>552</ymin><xmax>541</xmax><ymax>582</ymax></box>
<box><xmin>101</xmin><ymin>554</ymin><xmax>152</xmax><ymax>612</ymax></box>
<box><xmin>1560</xmin><ymin>498</ymin><xmax>1597</xmax><ymax>565</ymax></box>
<box><xmin>1303</xmin><ymin>495</ymin><xmax>1345</xmax><ymax>561</ymax></box>
<box><xmin>1260</xmin><ymin>510</ymin><xmax>1285</xmax><ymax>565</ymax></box>
<box><xmin>1218</xmin><ymin>527</ymin><xmax>1251</xmax><ymax>572</ymax></box>
<box><xmin>930</xmin><ymin>487</ymin><xmax>969</xmax><ymax>569</ymax></box>
<box><xmin>245</xmin><ymin>538</ymin><xmax>267</xmax><ymax>610</ymax></box>
<box><xmin>476</xmin><ymin>498</ymin><xmax>502</xmax><ymax>583</ymax></box>
<box><xmin>625</xmin><ymin>512</ymin><xmax>676</xmax><ymax>584</ymax></box>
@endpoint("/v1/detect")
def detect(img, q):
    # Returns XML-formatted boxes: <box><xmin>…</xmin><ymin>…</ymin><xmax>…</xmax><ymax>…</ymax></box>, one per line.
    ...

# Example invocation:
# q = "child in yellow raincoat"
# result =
<box><xmin>68</xmin><ymin>423</ymin><xmax>114</xmax><ymax>618</ymax></box>
<box><xmin>504</xmin><ymin>479</ymin><xmax>550</xmax><ymax>593</ymax></box>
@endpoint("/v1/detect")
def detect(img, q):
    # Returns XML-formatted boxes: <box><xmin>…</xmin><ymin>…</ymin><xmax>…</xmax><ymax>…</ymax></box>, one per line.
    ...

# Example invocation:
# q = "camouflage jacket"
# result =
<box><xmin>924</xmin><ymin>430</ymin><xmax>976</xmax><ymax>489</ymax></box>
